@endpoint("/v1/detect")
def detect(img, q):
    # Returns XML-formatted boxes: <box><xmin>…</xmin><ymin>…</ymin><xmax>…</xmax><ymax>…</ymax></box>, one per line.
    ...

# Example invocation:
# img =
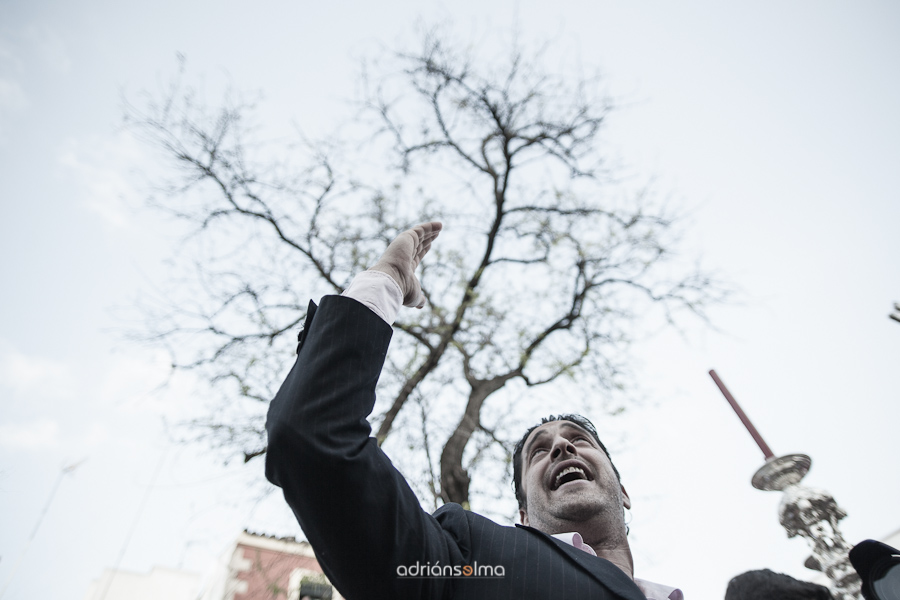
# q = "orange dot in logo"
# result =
<box><xmin>462</xmin><ymin>565</ymin><xmax>473</xmax><ymax>577</ymax></box>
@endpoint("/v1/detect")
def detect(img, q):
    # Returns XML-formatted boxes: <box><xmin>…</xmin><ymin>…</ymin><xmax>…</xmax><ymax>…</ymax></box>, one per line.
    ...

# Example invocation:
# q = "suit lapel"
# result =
<box><xmin>296</xmin><ymin>299</ymin><xmax>318</xmax><ymax>354</ymax></box>
<box><xmin>515</xmin><ymin>524</ymin><xmax>648</xmax><ymax>600</ymax></box>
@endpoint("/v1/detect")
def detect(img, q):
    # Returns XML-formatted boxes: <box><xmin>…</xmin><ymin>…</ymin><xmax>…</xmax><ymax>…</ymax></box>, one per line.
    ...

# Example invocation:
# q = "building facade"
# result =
<box><xmin>83</xmin><ymin>531</ymin><xmax>339</xmax><ymax>600</ymax></box>
<box><xmin>204</xmin><ymin>531</ymin><xmax>340</xmax><ymax>600</ymax></box>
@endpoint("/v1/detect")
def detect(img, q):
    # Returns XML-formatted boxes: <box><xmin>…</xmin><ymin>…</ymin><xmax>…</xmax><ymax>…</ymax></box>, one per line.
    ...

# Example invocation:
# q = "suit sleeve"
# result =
<box><xmin>265</xmin><ymin>295</ymin><xmax>462</xmax><ymax>600</ymax></box>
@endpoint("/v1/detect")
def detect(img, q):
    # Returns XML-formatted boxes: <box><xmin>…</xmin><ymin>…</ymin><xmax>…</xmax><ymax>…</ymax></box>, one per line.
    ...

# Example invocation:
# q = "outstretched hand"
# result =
<box><xmin>369</xmin><ymin>221</ymin><xmax>442</xmax><ymax>309</ymax></box>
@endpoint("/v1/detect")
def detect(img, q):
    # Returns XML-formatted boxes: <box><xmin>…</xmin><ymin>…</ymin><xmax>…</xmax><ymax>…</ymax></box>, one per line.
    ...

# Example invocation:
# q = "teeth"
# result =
<box><xmin>555</xmin><ymin>466</ymin><xmax>585</xmax><ymax>486</ymax></box>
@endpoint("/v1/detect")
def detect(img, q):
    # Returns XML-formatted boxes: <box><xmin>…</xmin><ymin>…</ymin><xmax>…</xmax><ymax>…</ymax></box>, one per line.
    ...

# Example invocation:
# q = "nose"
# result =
<box><xmin>550</xmin><ymin>435</ymin><xmax>576</xmax><ymax>460</ymax></box>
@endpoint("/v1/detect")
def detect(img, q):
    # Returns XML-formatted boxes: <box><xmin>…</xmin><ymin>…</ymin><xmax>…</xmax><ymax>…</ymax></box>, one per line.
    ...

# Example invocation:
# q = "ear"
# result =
<box><xmin>621</xmin><ymin>484</ymin><xmax>631</xmax><ymax>510</ymax></box>
<box><xmin>519</xmin><ymin>508</ymin><xmax>529</xmax><ymax>526</ymax></box>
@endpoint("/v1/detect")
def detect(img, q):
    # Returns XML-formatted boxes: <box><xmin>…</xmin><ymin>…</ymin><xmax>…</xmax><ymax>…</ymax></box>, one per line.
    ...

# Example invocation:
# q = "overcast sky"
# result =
<box><xmin>1</xmin><ymin>1</ymin><xmax>899</xmax><ymax>599</ymax></box>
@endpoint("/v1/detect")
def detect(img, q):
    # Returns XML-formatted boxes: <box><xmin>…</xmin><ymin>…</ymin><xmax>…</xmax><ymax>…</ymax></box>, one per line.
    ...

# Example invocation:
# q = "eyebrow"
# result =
<box><xmin>524</xmin><ymin>423</ymin><xmax>592</xmax><ymax>455</ymax></box>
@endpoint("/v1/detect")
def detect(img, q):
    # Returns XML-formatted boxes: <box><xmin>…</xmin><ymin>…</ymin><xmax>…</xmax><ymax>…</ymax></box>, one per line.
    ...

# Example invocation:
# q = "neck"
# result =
<box><xmin>588</xmin><ymin>539</ymin><xmax>634</xmax><ymax>579</ymax></box>
<box><xmin>527</xmin><ymin>514</ymin><xmax>635</xmax><ymax>579</ymax></box>
<box><xmin>576</xmin><ymin>519</ymin><xmax>633</xmax><ymax>579</ymax></box>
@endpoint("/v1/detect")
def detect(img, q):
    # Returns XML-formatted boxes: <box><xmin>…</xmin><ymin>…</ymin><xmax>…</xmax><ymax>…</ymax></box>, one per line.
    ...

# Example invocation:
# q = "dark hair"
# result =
<box><xmin>512</xmin><ymin>414</ymin><xmax>620</xmax><ymax>510</ymax></box>
<box><xmin>725</xmin><ymin>569</ymin><xmax>834</xmax><ymax>600</ymax></box>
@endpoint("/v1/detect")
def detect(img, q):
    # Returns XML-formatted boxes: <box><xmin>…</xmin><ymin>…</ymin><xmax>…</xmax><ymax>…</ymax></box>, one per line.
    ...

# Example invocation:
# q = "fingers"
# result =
<box><xmin>409</xmin><ymin>221</ymin><xmax>442</xmax><ymax>269</ymax></box>
<box><xmin>411</xmin><ymin>221</ymin><xmax>442</xmax><ymax>246</ymax></box>
<box><xmin>405</xmin><ymin>222</ymin><xmax>440</xmax><ymax>309</ymax></box>
<box><xmin>370</xmin><ymin>221</ymin><xmax>441</xmax><ymax>309</ymax></box>
<box><xmin>415</xmin><ymin>220</ymin><xmax>443</xmax><ymax>236</ymax></box>
<box><xmin>414</xmin><ymin>240</ymin><xmax>434</xmax><ymax>267</ymax></box>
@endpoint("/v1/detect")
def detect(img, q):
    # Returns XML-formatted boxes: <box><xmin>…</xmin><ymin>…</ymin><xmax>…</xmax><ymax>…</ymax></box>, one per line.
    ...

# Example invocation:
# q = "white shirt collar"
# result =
<box><xmin>552</xmin><ymin>532</ymin><xmax>684</xmax><ymax>600</ymax></box>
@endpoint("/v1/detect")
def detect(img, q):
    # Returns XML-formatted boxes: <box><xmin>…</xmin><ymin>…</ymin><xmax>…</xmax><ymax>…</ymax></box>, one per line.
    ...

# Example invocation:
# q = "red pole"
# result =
<box><xmin>709</xmin><ymin>369</ymin><xmax>775</xmax><ymax>460</ymax></box>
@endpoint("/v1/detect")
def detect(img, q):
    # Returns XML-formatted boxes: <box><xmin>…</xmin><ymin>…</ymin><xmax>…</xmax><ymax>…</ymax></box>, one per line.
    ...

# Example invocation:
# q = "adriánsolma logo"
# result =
<box><xmin>396</xmin><ymin>561</ymin><xmax>505</xmax><ymax>578</ymax></box>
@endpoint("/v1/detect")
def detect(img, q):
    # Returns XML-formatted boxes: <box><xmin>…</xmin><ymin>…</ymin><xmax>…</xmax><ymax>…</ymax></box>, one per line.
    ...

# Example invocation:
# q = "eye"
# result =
<box><xmin>529</xmin><ymin>447</ymin><xmax>547</xmax><ymax>461</ymax></box>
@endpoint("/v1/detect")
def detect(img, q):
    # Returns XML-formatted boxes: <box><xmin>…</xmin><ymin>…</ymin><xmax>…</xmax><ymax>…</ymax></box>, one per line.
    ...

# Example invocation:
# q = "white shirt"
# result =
<box><xmin>341</xmin><ymin>270</ymin><xmax>404</xmax><ymax>324</ymax></box>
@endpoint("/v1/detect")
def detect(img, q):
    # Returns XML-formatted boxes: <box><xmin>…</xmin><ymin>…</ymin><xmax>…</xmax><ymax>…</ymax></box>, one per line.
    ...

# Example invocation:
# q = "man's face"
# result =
<box><xmin>518</xmin><ymin>420</ymin><xmax>630</xmax><ymax>529</ymax></box>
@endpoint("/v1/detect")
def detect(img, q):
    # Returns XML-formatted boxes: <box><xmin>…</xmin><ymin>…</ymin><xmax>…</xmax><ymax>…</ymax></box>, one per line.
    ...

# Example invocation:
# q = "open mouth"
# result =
<box><xmin>552</xmin><ymin>465</ymin><xmax>590</xmax><ymax>490</ymax></box>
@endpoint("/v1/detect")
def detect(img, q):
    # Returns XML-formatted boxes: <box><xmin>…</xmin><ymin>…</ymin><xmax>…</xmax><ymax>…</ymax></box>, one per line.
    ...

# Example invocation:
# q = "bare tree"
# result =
<box><xmin>125</xmin><ymin>31</ymin><xmax>726</xmax><ymax>511</ymax></box>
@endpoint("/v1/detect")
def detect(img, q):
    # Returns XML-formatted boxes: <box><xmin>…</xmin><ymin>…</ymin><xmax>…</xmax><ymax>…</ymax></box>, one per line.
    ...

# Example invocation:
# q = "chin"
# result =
<box><xmin>552</xmin><ymin>498</ymin><xmax>605</xmax><ymax>523</ymax></box>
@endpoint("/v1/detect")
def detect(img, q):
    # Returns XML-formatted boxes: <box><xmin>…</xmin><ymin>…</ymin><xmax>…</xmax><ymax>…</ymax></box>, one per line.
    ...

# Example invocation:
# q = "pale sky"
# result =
<box><xmin>1</xmin><ymin>2</ymin><xmax>899</xmax><ymax>599</ymax></box>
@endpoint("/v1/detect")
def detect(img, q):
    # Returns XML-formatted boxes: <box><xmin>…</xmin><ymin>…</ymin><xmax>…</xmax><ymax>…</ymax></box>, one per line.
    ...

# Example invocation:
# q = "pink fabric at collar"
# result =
<box><xmin>551</xmin><ymin>531</ymin><xmax>597</xmax><ymax>556</ymax></box>
<box><xmin>551</xmin><ymin>532</ymin><xmax>684</xmax><ymax>600</ymax></box>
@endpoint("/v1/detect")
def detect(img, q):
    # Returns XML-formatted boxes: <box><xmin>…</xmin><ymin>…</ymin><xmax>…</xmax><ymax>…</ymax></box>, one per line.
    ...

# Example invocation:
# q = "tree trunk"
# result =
<box><xmin>439</xmin><ymin>375</ymin><xmax>514</xmax><ymax>507</ymax></box>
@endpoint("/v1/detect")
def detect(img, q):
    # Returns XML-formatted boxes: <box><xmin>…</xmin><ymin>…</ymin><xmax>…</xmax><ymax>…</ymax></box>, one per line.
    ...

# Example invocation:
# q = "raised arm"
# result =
<box><xmin>265</xmin><ymin>223</ymin><xmax>455</xmax><ymax>600</ymax></box>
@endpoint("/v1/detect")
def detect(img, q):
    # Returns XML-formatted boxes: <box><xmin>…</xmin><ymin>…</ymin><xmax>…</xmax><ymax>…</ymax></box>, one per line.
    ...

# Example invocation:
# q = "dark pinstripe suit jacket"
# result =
<box><xmin>266</xmin><ymin>295</ymin><xmax>648</xmax><ymax>600</ymax></box>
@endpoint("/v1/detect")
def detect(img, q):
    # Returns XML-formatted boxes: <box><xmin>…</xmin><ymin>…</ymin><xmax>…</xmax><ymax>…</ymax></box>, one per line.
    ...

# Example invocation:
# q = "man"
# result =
<box><xmin>725</xmin><ymin>569</ymin><xmax>833</xmax><ymax>600</ymax></box>
<box><xmin>266</xmin><ymin>222</ymin><xmax>682</xmax><ymax>600</ymax></box>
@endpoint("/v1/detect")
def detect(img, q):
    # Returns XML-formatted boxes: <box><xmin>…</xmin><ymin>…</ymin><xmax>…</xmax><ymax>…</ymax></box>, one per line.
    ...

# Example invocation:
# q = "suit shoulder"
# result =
<box><xmin>433</xmin><ymin>503</ymin><xmax>518</xmax><ymax>539</ymax></box>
